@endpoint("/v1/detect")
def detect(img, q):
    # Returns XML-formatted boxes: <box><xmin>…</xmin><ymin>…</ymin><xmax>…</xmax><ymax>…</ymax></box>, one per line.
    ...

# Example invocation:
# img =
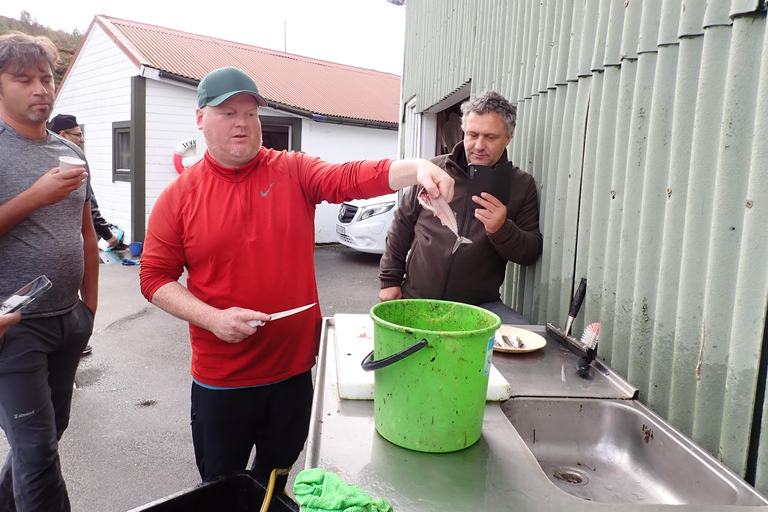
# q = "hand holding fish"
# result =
<box><xmin>472</xmin><ymin>192</ymin><xmax>507</xmax><ymax>234</ymax></box>
<box><xmin>415</xmin><ymin>160</ymin><xmax>455</xmax><ymax>202</ymax></box>
<box><xmin>388</xmin><ymin>159</ymin><xmax>455</xmax><ymax>202</ymax></box>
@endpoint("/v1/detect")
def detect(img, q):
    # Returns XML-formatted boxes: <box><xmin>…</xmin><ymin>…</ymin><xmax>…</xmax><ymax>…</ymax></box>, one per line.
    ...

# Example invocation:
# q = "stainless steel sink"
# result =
<box><xmin>502</xmin><ymin>397</ymin><xmax>768</xmax><ymax>506</ymax></box>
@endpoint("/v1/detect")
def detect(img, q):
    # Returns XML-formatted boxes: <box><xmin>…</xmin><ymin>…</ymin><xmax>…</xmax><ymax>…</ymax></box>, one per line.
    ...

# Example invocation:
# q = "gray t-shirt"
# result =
<box><xmin>0</xmin><ymin>118</ymin><xmax>92</xmax><ymax>318</ymax></box>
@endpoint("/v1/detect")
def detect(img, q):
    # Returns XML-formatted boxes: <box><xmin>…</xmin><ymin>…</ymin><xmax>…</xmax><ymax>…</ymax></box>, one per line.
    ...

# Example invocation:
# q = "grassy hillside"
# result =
<box><xmin>0</xmin><ymin>11</ymin><xmax>84</xmax><ymax>85</ymax></box>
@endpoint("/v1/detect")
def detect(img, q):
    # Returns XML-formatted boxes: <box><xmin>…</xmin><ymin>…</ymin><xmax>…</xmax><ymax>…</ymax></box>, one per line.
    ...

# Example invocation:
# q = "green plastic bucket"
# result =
<box><xmin>364</xmin><ymin>299</ymin><xmax>501</xmax><ymax>453</ymax></box>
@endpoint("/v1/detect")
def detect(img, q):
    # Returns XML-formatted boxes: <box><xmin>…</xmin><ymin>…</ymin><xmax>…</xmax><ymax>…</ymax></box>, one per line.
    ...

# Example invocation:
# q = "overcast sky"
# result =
<box><xmin>0</xmin><ymin>0</ymin><xmax>406</xmax><ymax>75</ymax></box>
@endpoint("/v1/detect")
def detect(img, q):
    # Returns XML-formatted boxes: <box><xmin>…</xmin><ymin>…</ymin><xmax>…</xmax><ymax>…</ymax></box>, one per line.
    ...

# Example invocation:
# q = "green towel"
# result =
<box><xmin>293</xmin><ymin>468</ymin><xmax>393</xmax><ymax>512</ymax></box>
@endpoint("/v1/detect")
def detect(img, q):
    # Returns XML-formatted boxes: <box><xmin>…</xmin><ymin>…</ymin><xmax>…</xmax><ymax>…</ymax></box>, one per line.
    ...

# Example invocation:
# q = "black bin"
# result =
<box><xmin>127</xmin><ymin>472</ymin><xmax>300</xmax><ymax>512</ymax></box>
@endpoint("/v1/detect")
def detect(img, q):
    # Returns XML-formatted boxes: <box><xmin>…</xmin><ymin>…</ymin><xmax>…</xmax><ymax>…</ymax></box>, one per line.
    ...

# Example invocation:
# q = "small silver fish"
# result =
<box><xmin>418</xmin><ymin>190</ymin><xmax>472</xmax><ymax>253</ymax></box>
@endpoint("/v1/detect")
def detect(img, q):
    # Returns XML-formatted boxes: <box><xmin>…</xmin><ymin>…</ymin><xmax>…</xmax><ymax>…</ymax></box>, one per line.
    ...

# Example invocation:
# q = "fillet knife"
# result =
<box><xmin>247</xmin><ymin>303</ymin><xmax>316</xmax><ymax>327</ymax></box>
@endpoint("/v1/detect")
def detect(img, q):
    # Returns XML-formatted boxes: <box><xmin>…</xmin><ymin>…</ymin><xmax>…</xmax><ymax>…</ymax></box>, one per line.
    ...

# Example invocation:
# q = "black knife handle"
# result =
<box><xmin>568</xmin><ymin>278</ymin><xmax>587</xmax><ymax>318</ymax></box>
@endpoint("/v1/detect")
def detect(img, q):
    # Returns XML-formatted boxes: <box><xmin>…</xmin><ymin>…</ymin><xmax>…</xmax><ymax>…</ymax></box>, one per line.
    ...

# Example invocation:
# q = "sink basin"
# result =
<box><xmin>502</xmin><ymin>397</ymin><xmax>768</xmax><ymax>506</ymax></box>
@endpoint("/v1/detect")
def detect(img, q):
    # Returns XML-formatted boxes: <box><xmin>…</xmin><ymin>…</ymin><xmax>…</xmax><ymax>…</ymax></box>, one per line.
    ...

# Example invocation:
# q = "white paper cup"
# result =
<box><xmin>59</xmin><ymin>156</ymin><xmax>86</xmax><ymax>172</ymax></box>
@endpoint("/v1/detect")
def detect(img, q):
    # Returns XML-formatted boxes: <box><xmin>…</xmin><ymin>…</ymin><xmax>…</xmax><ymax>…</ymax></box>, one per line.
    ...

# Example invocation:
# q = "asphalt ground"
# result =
<box><xmin>0</xmin><ymin>244</ymin><xmax>383</xmax><ymax>512</ymax></box>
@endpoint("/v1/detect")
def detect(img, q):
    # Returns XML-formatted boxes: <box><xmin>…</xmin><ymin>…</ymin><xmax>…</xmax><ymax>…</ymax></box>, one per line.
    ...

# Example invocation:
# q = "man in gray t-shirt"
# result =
<box><xmin>0</xmin><ymin>33</ymin><xmax>99</xmax><ymax>511</ymax></box>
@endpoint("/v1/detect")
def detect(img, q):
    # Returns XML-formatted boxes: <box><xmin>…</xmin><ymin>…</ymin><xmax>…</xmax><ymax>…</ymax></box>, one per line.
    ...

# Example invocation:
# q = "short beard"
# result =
<box><xmin>29</xmin><ymin>111</ymin><xmax>50</xmax><ymax>123</ymax></box>
<box><xmin>28</xmin><ymin>104</ymin><xmax>52</xmax><ymax>123</ymax></box>
<box><xmin>221</xmin><ymin>142</ymin><xmax>259</xmax><ymax>161</ymax></box>
<box><xmin>206</xmin><ymin>140</ymin><xmax>262</xmax><ymax>167</ymax></box>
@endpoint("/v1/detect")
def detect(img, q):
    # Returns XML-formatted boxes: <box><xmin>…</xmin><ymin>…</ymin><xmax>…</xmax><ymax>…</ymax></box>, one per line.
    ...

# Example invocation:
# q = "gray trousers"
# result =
<box><xmin>0</xmin><ymin>301</ymin><xmax>93</xmax><ymax>512</ymax></box>
<box><xmin>479</xmin><ymin>300</ymin><xmax>530</xmax><ymax>325</ymax></box>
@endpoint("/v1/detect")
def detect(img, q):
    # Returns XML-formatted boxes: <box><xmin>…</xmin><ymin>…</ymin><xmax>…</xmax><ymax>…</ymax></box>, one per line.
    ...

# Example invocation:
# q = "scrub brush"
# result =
<box><xmin>575</xmin><ymin>323</ymin><xmax>599</xmax><ymax>377</ymax></box>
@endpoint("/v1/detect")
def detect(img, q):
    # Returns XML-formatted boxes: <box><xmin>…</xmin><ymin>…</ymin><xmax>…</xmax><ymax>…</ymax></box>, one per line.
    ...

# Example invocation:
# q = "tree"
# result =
<box><xmin>0</xmin><ymin>11</ymin><xmax>84</xmax><ymax>86</ymax></box>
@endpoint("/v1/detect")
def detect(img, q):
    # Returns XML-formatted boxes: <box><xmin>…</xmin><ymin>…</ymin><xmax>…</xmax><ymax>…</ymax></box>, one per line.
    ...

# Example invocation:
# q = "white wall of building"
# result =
<box><xmin>301</xmin><ymin>121</ymin><xmax>398</xmax><ymax>242</ymax></box>
<box><xmin>144</xmin><ymin>78</ymin><xmax>198</xmax><ymax>226</ymax></box>
<box><xmin>52</xmin><ymin>25</ymin><xmax>136</xmax><ymax>241</ymax></box>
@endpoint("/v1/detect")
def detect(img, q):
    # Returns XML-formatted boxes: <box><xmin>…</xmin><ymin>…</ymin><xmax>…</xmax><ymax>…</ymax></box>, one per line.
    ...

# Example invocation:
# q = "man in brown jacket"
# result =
<box><xmin>379</xmin><ymin>91</ymin><xmax>542</xmax><ymax>323</ymax></box>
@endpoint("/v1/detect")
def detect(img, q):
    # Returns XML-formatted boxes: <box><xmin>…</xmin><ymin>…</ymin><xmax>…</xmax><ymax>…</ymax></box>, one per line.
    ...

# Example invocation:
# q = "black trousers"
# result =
<box><xmin>0</xmin><ymin>301</ymin><xmax>94</xmax><ymax>512</ymax></box>
<box><xmin>190</xmin><ymin>370</ymin><xmax>313</xmax><ymax>491</ymax></box>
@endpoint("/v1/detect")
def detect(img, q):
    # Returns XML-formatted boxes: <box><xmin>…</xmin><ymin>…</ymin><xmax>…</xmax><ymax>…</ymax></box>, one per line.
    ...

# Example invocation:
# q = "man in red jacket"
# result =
<box><xmin>139</xmin><ymin>67</ymin><xmax>453</xmax><ymax>492</ymax></box>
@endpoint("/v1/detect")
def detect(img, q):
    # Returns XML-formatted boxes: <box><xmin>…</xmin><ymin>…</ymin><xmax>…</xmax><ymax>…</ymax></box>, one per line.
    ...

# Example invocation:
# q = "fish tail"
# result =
<box><xmin>452</xmin><ymin>236</ymin><xmax>473</xmax><ymax>253</ymax></box>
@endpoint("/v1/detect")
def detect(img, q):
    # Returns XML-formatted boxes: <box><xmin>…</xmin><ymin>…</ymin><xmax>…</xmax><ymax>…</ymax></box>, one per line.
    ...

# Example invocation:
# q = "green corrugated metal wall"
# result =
<box><xmin>401</xmin><ymin>0</ymin><xmax>768</xmax><ymax>492</ymax></box>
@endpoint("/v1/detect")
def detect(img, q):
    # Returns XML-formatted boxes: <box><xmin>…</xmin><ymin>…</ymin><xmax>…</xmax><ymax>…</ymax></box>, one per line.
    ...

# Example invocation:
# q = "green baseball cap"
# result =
<box><xmin>198</xmin><ymin>67</ymin><xmax>267</xmax><ymax>109</ymax></box>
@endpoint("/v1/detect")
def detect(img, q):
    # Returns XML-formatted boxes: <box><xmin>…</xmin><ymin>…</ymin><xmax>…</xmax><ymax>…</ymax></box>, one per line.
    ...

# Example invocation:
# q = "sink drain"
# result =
<box><xmin>553</xmin><ymin>467</ymin><xmax>589</xmax><ymax>486</ymax></box>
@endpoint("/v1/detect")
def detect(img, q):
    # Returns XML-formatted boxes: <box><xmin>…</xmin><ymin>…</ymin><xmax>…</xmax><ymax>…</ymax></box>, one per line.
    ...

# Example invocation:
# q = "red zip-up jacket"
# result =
<box><xmin>140</xmin><ymin>148</ymin><xmax>393</xmax><ymax>387</ymax></box>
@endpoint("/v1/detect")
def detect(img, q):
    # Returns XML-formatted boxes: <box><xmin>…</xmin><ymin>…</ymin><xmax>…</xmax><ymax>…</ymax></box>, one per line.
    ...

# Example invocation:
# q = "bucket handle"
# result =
<box><xmin>360</xmin><ymin>339</ymin><xmax>428</xmax><ymax>372</ymax></box>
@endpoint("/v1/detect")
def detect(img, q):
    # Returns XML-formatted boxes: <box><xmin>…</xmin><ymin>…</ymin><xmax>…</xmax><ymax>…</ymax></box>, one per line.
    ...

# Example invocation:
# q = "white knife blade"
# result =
<box><xmin>247</xmin><ymin>303</ymin><xmax>316</xmax><ymax>327</ymax></box>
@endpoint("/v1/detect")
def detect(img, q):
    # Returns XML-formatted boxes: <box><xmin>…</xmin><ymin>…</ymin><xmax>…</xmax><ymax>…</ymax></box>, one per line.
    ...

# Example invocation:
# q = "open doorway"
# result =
<box><xmin>259</xmin><ymin>116</ymin><xmax>302</xmax><ymax>152</ymax></box>
<box><xmin>262</xmin><ymin>124</ymin><xmax>290</xmax><ymax>151</ymax></box>
<box><xmin>435</xmin><ymin>102</ymin><xmax>463</xmax><ymax>156</ymax></box>
<box><xmin>400</xmin><ymin>83</ymin><xmax>470</xmax><ymax>161</ymax></box>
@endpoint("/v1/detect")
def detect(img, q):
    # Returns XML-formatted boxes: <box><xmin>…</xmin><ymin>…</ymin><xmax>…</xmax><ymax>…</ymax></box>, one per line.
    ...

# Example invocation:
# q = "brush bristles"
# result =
<box><xmin>580</xmin><ymin>322</ymin><xmax>600</xmax><ymax>351</ymax></box>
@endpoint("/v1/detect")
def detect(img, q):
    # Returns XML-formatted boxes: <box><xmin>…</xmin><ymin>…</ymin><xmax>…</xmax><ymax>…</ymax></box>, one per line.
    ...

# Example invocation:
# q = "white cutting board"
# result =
<box><xmin>334</xmin><ymin>314</ymin><xmax>511</xmax><ymax>401</ymax></box>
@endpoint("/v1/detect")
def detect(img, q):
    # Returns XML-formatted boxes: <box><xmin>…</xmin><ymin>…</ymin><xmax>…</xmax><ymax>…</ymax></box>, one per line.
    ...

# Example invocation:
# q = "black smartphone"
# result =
<box><xmin>1</xmin><ymin>275</ymin><xmax>52</xmax><ymax>315</ymax></box>
<box><xmin>467</xmin><ymin>162</ymin><xmax>512</xmax><ymax>205</ymax></box>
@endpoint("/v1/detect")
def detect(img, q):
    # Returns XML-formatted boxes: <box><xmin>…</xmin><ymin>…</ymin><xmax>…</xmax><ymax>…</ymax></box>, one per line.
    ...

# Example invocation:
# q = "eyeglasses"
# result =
<box><xmin>66</xmin><ymin>130</ymin><xmax>84</xmax><ymax>139</ymax></box>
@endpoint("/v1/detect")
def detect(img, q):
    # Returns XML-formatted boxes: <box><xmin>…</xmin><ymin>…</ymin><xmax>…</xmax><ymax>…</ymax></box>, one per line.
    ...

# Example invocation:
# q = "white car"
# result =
<box><xmin>336</xmin><ymin>193</ymin><xmax>398</xmax><ymax>254</ymax></box>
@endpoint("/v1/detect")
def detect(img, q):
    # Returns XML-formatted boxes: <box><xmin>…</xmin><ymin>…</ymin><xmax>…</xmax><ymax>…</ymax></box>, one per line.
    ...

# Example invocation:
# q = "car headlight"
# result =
<box><xmin>359</xmin><ymin>201</ymin><xmax>395</xmax><ymax>221</ymax></box>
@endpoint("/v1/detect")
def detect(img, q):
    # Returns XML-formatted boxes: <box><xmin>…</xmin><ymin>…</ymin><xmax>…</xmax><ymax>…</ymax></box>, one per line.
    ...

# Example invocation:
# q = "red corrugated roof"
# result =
<box><xmin>91</xmin><ymin>15</ymin><xmax>401</xmax><ymax>125</ymax></box>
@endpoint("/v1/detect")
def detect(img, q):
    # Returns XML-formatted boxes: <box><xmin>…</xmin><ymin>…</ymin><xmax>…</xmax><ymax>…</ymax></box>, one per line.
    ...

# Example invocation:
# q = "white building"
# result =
<box><xmin>53</xmin><ymin>15</ymin><xmax>400</xmax><ymax>243</ymax></box>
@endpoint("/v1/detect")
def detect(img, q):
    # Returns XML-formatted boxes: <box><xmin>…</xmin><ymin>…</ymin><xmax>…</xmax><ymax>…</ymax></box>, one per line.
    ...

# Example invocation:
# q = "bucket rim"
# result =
<box><xmin>369</xmin><ymin>299</ymin><xmax>501</xmax><ymax>337</ymax></box>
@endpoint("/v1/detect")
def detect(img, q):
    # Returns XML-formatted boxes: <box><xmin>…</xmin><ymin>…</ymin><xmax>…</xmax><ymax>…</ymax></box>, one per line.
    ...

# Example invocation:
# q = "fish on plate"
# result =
<box><xmin>418</xmin><ymin>189</ymin><xmax>472</xmax><ymax>254</ymax></box>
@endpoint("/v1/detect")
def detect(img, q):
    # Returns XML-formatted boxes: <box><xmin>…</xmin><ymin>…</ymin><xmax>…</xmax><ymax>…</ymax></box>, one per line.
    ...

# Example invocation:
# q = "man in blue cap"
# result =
<box><xmin>50</xmin><ymin>113</ymin><xmax>120</xmax><ymax>356</ymax></box>
<box><xmin>140</xmin><ymin>66</ymin><xmax>455</xmax><ymax>492</ymax></box>
<box><xmin>50</xmin><ymin>113</ymin><xmax>120</xmax><ymax>250</ymax></box>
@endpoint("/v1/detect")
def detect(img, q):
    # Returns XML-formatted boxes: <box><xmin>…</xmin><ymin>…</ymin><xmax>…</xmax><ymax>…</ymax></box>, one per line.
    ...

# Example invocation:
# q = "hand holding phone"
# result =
<box><xmin>1</xmin><ymin>276</ymin><xmax>52</xmax><ymax>315</ymax></box>
<box><xmin>467</xmin><ymin>162</ymin><xmax>512</xmax><ymax>206</ymax></box>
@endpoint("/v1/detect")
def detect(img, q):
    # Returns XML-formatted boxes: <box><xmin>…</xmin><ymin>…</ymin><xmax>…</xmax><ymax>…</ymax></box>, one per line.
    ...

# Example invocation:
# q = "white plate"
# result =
<box><xmin>494</xmin><ymin>325</ymin><xmax>546</xmax><ymax>354</ymax></box>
